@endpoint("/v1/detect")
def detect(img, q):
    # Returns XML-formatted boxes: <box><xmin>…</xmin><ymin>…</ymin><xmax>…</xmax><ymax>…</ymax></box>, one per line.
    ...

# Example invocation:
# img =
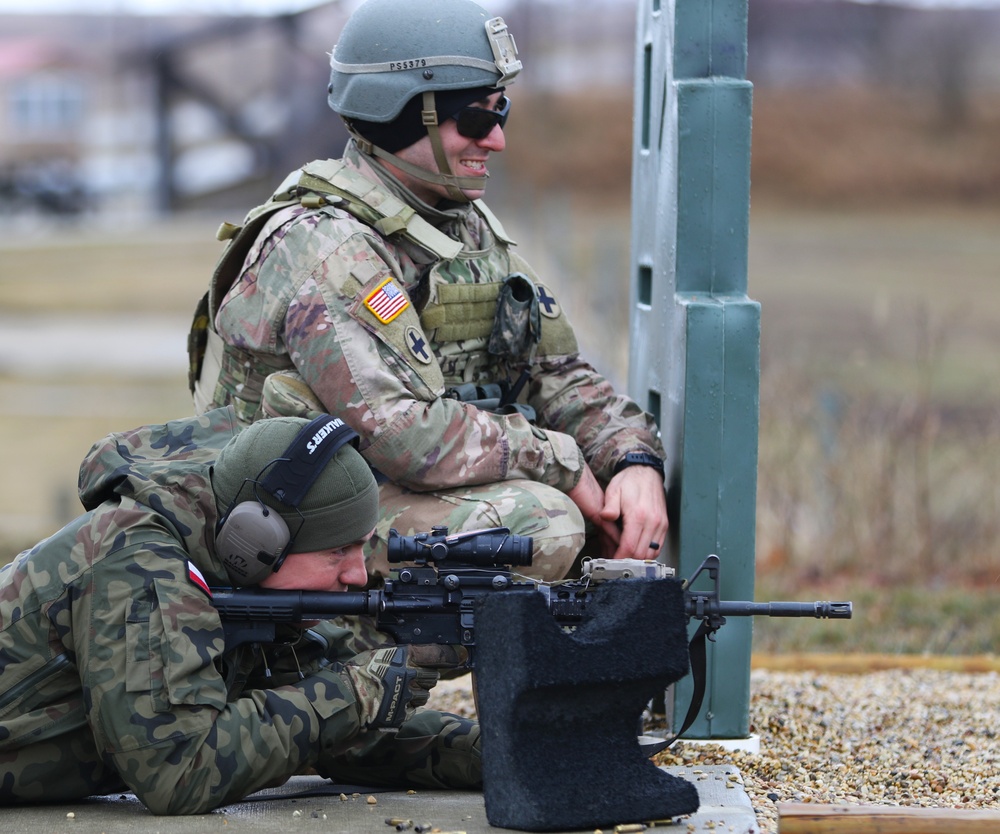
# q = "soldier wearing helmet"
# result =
<box><xmin>328</xmin><ymin>0</ymin><xmax>521</xmax><ymax>204</ymax></box>
<box><xmin>190</xmin><ymin>0</ymin><xmax>668</xmax><ymax>581</ymax></box>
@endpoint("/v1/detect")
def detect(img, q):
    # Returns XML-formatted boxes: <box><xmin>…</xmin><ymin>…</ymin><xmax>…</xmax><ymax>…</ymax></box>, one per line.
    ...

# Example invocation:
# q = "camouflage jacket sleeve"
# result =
<box><xmin>80</xmin><ymin>504</ymin><xmax>365</xmax><ymax>814</ymax></box>
<box><xmin>527</xmin><ymin>351</ymin><xmax>666</xmax><ymax>485</ymax></box>
<box><xmin>226</xmin><ymin>210</ymin><xmax>585</xmax><ymax>493</ymax></box>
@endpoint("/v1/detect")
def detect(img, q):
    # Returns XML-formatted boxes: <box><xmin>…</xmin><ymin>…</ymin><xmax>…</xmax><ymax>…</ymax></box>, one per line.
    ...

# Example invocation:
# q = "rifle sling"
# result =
<box><xmin>232</xmin><ymin>781</ymin><xmax>397</xmax><ymax>804</ymax></box>
<box><xmin>655</xmin><ymin>619</ymin><xmax>713</xmax><ymax>752</ymax></box>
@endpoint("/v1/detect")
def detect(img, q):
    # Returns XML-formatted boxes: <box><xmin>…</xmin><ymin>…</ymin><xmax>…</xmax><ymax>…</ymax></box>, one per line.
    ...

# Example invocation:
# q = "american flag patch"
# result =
<box><xmin>364</xmin><ymin>278</ymin><xmax>410</xmax><ymax>324</ymax></box>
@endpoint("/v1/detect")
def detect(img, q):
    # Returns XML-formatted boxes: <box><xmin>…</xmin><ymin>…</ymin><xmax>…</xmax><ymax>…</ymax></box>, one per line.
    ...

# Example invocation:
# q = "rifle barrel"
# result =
<box><xmin>711</xmin><ymin>600</ymin><xmax>852</xmax><ymax>619</ymax></box>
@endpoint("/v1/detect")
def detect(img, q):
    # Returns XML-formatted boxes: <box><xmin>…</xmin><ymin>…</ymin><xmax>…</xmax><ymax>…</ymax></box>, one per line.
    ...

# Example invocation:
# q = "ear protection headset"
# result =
<box><xmin>215</xmin><ymin>415</ymin><xmax>359</xmax><ymax>586</ymax></box>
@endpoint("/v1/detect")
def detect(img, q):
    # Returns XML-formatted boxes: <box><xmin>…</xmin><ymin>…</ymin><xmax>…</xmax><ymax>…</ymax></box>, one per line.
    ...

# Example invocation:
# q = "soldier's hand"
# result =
<box><xmin>407</xmin><ymin>643</ymin><xmax>469</xmax><ymax>670</ymax></box>
<box><xmin>602</xmin><ymin>465</ymin><xmax>668</xmax><ymax>560</ymax></box>
<box><xmin>344</xmin><ymin>644</ymin><xmax>467</xmax><ymax>730</ymax></box>
<box><xmin>567</xmin><ymin>464</ymin><xmax>620</xmax><ymax>558</ymax></box>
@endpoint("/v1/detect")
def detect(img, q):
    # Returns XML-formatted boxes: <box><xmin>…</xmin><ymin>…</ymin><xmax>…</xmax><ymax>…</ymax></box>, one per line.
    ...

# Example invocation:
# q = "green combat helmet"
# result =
<box><xmin>327</xmin><ymin>0</ymin><xmax>521</xmax><ymax>201</ymax></box>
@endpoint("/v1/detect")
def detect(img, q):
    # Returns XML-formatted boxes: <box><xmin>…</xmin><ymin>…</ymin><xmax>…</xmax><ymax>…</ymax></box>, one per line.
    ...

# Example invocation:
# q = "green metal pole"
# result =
<box><xmin>629</xmin><ymin>0</ymin><xmax>760</xmax><ymax>739</ymax></box>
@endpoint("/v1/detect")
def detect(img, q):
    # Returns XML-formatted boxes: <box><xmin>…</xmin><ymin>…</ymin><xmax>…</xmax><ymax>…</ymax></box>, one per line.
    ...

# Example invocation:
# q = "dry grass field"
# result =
<box><xmin>1</xmin><ymin>86</ymin><xmax>998</xmax><ymax>654</ymax></box>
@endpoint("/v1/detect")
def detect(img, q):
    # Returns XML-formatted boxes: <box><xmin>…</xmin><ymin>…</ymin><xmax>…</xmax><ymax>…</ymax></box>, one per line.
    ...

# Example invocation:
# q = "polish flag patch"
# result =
<box><xmin>187</xmin><ymin>561</ymin><xmax>212</xmax><ymax>598</ymax></box>
<box><xmin>364</xmin><ymin>277</ymin><xmax>410</xmax><ymax>324</ymax></box>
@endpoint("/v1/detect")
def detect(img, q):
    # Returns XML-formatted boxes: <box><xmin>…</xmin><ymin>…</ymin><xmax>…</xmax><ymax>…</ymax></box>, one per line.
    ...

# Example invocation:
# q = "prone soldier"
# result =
<box><xmin>0</xmin><ymin>410</ymin><xmax>477</xmax><ymax>814</ymax></box>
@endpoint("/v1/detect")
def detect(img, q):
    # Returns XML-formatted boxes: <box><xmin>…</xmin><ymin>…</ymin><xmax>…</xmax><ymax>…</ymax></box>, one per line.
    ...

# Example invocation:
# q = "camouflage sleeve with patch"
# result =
<box><xmin>78</xmin><ymin>513</ymin><xmax>366</xmax><ymax>814</ymax></box>
<box><xmin>267</xmin><ymin>217</ymin><xmax>585</xmax><ymax>493</ymax></box>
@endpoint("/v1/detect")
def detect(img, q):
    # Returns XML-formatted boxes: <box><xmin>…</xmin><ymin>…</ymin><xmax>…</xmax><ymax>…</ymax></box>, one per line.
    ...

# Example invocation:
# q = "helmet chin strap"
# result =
<box><xmin>419</xmin><ymin>91</ymin><xmax>477</xmax><ymax>203</ymax></box>
<box><xmin>347</xmin><ymin>91</ymin><xmax>488</xmax><ymax>203</ymax></box>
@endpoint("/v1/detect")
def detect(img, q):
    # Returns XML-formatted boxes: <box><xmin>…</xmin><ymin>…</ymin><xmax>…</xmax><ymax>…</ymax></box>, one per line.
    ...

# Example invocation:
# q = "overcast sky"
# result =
<box><xmin>0</xmin><ymin>0</ymin><xmax>998</xmax><ymax>15</ymax></box>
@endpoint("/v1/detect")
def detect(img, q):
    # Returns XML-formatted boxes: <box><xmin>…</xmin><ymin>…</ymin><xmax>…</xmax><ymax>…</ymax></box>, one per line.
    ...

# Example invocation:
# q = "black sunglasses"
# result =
<box><xmin>453</xmin><ymin>96</ymin><xmax>511</xmax><ymax>140</ymax></box>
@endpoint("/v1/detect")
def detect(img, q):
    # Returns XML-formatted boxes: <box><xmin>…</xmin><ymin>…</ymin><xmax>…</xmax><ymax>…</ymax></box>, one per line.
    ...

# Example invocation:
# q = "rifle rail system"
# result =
<box><xmin>212</xmin><ymin>527</ymin><xmax>852</xmax><ymax>656</ymax></box>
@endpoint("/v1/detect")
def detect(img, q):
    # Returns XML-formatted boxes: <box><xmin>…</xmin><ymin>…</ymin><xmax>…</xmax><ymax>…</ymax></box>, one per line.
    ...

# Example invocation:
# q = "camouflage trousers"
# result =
<box><xmin>0</xmin><ymin>725</ymin><xmax>127</xmax><ymax>804</ymax></box>
<box><xmin>0</xmin><ymin>708</ymin><xmax>480</xmax><ymax>805</ymax></box>
<box><xmin>364</xmin><ymin>478</ymin><xmax>586</xmax><ymax>582</ymax></box>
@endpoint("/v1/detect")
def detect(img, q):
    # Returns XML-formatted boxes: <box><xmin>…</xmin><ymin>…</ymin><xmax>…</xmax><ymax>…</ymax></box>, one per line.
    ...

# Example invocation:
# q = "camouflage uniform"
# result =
<box><xmin>0</xmin><ymin>409</ymin><xmax>479</xmax><ymax>814</ymax></box>
<box><xmin>199</xmin><ymin>143</ymin><xmax>665</xmax><ymax>578</ymax></box>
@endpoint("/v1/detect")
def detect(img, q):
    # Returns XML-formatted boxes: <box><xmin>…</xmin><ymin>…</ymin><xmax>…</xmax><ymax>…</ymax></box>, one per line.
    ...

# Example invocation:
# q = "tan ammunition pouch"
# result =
<box><xmin>420</xmin><ymin>282</ymin><xmax>499</xmax><ymax>343</ymax></box>
<box><xmin>418</xmin><ymin>250</ymin><xmax>578</xmax><ymax>358</ymax></box>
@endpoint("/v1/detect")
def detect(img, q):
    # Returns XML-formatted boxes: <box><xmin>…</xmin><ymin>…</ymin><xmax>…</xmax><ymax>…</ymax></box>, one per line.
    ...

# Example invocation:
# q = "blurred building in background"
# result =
<box><xmin>0</xmin><ymin>3</ymin><xmax>351</xmax><ymax>220</ymax></box>
<box><xmin>0</xmin><ymin>0</ymin><xmax>999</xmax><ymax>222</ymax></box>
<box><xmin>0</xmin><ymin>38</ymin><xmax>92</xmax><ymax>216</ymax></box>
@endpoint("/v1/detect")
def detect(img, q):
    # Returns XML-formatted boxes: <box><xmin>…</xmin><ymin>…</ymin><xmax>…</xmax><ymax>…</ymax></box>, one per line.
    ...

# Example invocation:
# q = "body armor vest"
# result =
<box><xmin>188</xmin><ymin>158</ymin><xmax>577</xmax><ymax>424</ymax></box>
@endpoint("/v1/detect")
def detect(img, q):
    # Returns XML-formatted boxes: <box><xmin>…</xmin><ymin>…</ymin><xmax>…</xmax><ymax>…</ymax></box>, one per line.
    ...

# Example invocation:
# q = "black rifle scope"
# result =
<box><xmin>387</xmin><ymin>526</ymin><xmax>533</xmax><ymax>568</ymax></box>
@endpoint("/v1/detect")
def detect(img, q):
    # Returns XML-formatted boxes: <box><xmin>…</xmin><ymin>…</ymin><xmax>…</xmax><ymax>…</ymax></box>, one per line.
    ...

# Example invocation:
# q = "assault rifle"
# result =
<box><xmin>211</xmin><ymin>526</ymin><xmax>852</xmax><ymax>659</ymax></box>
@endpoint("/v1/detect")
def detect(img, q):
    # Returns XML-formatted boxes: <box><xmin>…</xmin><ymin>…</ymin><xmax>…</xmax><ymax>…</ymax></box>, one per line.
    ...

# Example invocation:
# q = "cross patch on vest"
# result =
<box><xmin>536</xmin><ymin>284</ymin><xmax>561</xmax><ymax>318</ymax></box>
<box><xmin>364</xmin><ymin>277</ymin><xmax>410</xmax><ymax>324</ymax></box>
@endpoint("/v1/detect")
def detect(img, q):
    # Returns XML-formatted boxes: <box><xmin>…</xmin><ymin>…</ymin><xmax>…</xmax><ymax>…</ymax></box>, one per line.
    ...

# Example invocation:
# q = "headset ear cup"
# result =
<box><xmin>216</xmin><ymin>502</ymin><xmax>291</xmax><ymax>586</ymax></box>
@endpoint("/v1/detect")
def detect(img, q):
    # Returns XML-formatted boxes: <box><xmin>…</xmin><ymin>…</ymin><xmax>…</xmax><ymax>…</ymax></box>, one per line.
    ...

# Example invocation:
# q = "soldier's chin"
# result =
<box><xmin>458</xmin><ymin>181</ymin><xmax>488</xmax><ymax>202</ymax></box>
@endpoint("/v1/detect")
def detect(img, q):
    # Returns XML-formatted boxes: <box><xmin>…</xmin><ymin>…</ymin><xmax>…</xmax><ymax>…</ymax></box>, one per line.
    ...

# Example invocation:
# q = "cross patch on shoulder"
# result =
<box><xmin>364</xmin><ymin>277</ymin><xmax>410</xmax><ymax>324</ymax></box>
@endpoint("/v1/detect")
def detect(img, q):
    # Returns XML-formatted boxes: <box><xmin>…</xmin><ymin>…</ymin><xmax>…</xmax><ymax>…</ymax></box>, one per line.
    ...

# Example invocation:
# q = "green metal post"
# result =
<box><xmin>629</xmin><ymin>0</ymin><xmax>760</xmax><ymax>739</ymax></box>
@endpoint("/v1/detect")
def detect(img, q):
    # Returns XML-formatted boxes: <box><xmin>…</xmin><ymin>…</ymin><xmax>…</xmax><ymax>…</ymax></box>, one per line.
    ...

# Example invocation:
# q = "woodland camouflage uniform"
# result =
<box><xmin>0</xmin><ymin>408</ymin><xmax>479</xmax><ymax>814</ymax></box>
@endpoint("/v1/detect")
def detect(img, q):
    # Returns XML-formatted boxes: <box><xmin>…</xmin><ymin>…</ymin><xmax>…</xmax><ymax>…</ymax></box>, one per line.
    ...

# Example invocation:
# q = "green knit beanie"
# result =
<box><xmin>212</xmin><ymin>416</ymin><xmax>378</xmax><ymax>553</ymax></box>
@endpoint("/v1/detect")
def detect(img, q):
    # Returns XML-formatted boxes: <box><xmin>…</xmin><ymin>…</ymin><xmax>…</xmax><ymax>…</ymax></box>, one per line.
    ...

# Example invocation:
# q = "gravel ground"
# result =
<box><xmin>427</xmin><ymin>667</ymin><xmax>1000</xmax><ymax>833</ymax></box>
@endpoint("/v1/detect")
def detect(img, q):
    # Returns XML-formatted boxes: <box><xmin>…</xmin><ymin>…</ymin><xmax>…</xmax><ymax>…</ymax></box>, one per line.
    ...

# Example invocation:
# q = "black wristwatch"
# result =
<box><xmin>613</xmin><ymin>452</ymin><xmax>665</xmax><ymax>478</ymax></box>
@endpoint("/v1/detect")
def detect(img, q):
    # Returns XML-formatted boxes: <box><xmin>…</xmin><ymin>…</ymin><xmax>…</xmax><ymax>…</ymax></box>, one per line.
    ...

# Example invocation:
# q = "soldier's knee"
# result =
<box><xmin>520</xmin><ymin>529</ymin><xmax>586</xmax><ymax>581</ymax></box>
